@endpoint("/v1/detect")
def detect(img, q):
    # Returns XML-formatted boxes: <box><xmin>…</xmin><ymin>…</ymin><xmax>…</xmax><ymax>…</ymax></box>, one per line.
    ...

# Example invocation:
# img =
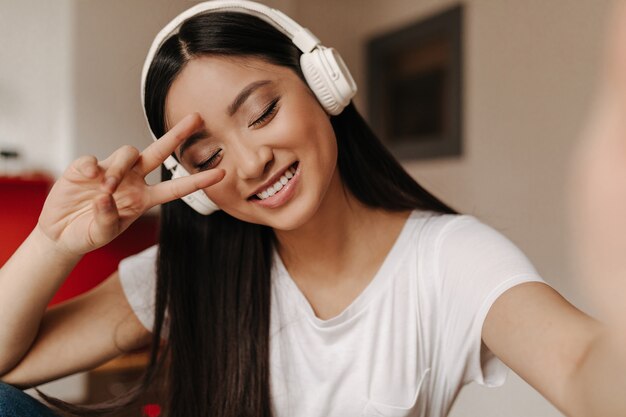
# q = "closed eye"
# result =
<box><xmin>249</xmin><ymin>98</ymin><xmax>280</xmax><ymax>128</ymax></box>
<box><xmin>195</xmin><ymin>98</ymin><xmax>280</xmax><ymax>171</ymax></box>
<box><xmin>195</xmin><ymin>149</ymin><xmax>222</xmax><ymax>171</ymax></box>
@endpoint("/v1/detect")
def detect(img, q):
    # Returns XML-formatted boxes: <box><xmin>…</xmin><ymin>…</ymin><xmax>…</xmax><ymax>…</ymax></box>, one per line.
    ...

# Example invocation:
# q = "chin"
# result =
<box><xmin>262</xmin><ymin>196</ymin><xmax>322</xmax><ymax>231</ymax></box>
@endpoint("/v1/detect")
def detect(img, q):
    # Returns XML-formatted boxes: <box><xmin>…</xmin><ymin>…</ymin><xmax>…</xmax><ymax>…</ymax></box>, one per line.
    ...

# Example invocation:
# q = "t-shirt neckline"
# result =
<box><xmin>273</xmin><ymin>209</ymin><xmax>427</xmax><ymax>328</ymax></box>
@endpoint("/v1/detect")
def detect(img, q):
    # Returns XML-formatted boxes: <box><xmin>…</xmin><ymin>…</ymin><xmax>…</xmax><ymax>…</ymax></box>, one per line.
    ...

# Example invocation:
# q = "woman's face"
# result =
<box><xmin>165</xmin><ymin>55</ymin><xmax>339</xmax><ymax>230</ymax></box>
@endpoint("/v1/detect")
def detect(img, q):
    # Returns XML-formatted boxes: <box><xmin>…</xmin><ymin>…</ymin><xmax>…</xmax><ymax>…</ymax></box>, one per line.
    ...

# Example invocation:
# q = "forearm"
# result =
<box><xmin>567</xmin><ymin>327</ymin><xmax>626</xmax><ymax>417</ymax></box>
<box><xmin>0</xmin><ymin>226</ymin><xmax>81</xmax><ymax>373</ymax></box>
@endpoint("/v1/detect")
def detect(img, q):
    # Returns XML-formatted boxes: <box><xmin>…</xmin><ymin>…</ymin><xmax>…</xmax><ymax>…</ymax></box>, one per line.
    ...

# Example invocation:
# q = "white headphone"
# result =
<box><xmin>140</xmin><ymin>0</ymin><xmax>357</xmax><ymax>215</ymax></box>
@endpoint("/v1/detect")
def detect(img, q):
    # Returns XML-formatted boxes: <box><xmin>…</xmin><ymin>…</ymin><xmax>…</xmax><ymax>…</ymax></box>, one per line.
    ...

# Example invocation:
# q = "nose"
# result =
<box><xmin>233</xmin><ymin>139</ymin><xmax>274</xmax><ymax>180</ymax></box>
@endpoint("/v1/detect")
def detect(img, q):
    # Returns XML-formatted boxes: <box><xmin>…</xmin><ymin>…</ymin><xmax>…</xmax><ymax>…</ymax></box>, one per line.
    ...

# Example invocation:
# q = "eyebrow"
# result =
<box><xmin>179</xmin><ymin>128</ymin><xmax>209</xmax><ymax>159</ymax></box>
<box><xmin>178</xmin><ymin>79</ymin><xmax>273</xmax><ymax>159</ymax></box>
<box><xmin>228</xmin><ymin>79</ymin><xmax>273</xmax><ymax>117</ymax></box>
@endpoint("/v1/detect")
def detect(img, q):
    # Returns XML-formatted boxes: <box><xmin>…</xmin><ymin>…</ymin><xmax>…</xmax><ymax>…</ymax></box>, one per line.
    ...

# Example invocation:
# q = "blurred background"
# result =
<box><xmin>0</xmin><ymin>0</ymin><xmax>614</xmax><ymax>415</ymax></box>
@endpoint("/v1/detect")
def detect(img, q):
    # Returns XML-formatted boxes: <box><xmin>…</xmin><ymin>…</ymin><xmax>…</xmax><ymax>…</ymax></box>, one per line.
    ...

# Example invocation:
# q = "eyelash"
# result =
<box><xmin>249</xmin><ymin>98</ymin><xmax>280</xmax><ymax>128</ymax></box>
<box><xmin>195</xmin><ymin>98</ymin><xmax>280</xmax><ymax>171</ymax></box>
<box><xmin>196</xmin><ymin>149</ymin><xmax>222</xmax><ymax>171</ymax></box>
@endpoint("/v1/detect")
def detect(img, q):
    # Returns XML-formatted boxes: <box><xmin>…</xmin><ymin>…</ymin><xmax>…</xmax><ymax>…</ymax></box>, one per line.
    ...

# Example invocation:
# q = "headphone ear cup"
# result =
<box><xmin>301</xmin><ymin>51</ymin><xmax>337</xmax><ymax>114</ymax></box>
<box><xmin>169</xmin><ymin>163</ymin><xmax>220</xmax><ymax>215</ymax></box>
<box><xmin>300</xmin><ymin>47</ymin><xmax>357</xmax><ymax>115</ymax></box>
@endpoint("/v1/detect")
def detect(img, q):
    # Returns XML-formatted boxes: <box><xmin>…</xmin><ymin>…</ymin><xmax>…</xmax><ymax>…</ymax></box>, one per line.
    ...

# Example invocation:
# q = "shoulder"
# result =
<box><xmin>119</xmin><ymin>244</ymin><xmax>158</xmax><ymax>272</ymax></box>
<box><xmin>117</xmin><ymin>245</ymin><xmax>159</xmax><ymax>299</ymax></box>
<box><xmin>117</xmin><ymin>244</ymin><xmax>160</xmax><ymax>333</ymax></box>
<box><xmin>421</xmin><ymin>213</ymin><xmax>531</xmax><ymax>264</ymax></box>
<box><xmin>418</xmin><ymin>212</ymin><xmax>543</xmax><ymax>296</ymax></box>
<box><xmin>417</xmin><ymin>212</ymin><xmax>492</xmax><ymax>259</ymax></box>
<box><xmin>421</xmin><ymin>212</ymin><xmax>493</xmax><ymax>239</ymax></box>
<box><xmin>420</xmin><ymin>215</ymin><xmax>545</xmax><ymax>388</ymax></box>
<box><xmin>118</xmin><ymin>245</ymin><xmax>159</xmax><ymax>292</ymax></box>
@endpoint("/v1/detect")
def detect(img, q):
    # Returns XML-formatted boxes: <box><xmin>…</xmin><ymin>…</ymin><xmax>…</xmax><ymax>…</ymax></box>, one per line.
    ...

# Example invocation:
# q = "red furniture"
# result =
<box><xmin>0</xmin><ymin>174</ymin><xmax>159</xmax><ymax>306</ymax></box>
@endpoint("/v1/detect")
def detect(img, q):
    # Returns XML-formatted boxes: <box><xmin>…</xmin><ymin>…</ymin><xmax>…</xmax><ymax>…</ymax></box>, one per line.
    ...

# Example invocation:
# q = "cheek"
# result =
<box><xmin>313</xmin><ymin>121</ymin><xmax>338</xmax><ymax>171</ymax></box>
<box><xmin>289</xmin><ymin>104</ymin><xmax>337</xmax><ymax>158</ymax></box>
<box><xmin>202</xmin><ymin>174</ymin><xmax>239</xmax><ymax>207</ymax></box>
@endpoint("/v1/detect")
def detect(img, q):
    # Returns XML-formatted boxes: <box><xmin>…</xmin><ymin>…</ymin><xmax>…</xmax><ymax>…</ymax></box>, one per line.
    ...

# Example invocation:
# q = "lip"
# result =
<box><xmin>247</xmin><ymin>161</ymin><xmax>299</xmax><ymax>199</ymax></box>
<box><xmin>249</xmin><ymin>163</ymin><xmax>300</xmax><ymax>209</ymax></box>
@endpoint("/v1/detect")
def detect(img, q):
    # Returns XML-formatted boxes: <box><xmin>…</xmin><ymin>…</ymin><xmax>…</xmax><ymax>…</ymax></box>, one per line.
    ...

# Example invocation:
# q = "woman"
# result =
<box><xmin>0</xmin><ymin>1</ymin><xmax>622</xmax><ymax>416</ymax></box>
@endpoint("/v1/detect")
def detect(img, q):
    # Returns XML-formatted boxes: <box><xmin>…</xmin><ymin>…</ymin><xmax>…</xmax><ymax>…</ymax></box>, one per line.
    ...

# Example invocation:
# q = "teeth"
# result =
<box><xmin>255</xmin><ymin>164</ymin><xmax>297</xmax><ymax>200</ymax></box>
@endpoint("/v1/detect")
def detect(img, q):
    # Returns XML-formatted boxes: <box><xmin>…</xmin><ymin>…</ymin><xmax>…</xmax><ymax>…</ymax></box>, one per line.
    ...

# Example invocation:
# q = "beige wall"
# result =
<box><xmin>295</xmin><ymin>0</ymin><xmax>612</xmax><ymax>416</ymax></box>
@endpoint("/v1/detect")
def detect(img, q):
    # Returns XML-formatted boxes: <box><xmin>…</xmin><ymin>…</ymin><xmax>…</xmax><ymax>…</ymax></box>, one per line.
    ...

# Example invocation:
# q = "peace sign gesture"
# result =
<box><xmin>37</xmin><ymin>113</ymin><xmax>223</xmax><ymax>256</ymax></box>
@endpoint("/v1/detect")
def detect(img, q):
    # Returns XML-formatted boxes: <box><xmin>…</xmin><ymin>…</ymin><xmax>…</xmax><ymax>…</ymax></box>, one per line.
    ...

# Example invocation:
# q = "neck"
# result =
<box><xmin>273</xmin><ymin>169</ymin><xmax>411</xmax><ymax>281</ymax></box>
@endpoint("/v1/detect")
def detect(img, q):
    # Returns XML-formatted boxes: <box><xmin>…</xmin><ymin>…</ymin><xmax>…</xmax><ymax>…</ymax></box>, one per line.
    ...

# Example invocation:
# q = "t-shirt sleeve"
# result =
<box><xmin>118</xmin><ymin>244</ymin><xmax>164</xmax><ymax>335</ymax></box>
<box><xmin>434</xmin><ymin>215</ymin><xmax>546</xmax><ymax>388</ymax></box>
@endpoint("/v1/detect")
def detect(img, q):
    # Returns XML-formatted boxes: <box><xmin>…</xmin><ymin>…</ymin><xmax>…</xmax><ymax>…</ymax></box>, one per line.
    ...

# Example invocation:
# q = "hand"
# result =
<box><xmin>37</xmin><ymin>113</ymin><xmax>224</xmax><ymax>256</ymax></box>
<box><xmin>568</xmin><ymin>2</ymin><xmax>626</xmax><ymax>336</ymax></box>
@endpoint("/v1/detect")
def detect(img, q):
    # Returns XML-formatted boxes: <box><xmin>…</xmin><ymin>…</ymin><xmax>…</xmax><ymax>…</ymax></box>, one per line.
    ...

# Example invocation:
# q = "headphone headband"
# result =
<box><xmin>141</xmin><ymin>0</ymin><xmax>321</xmax><ymax>116</ymax></box>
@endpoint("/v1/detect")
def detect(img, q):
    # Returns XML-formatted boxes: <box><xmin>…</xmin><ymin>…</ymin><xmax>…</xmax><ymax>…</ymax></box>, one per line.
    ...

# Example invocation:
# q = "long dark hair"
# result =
<box><xmin>39</xmin><ymin>10</ymin><xmax>458</xmax><ymax>417</ymax></box>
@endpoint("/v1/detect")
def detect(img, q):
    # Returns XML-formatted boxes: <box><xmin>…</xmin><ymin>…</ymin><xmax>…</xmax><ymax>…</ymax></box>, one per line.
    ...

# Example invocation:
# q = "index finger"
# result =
<box><xmin>134</xmin><ymin>113</ymin><xmax>204</xmax><ymax>176</ymax></box>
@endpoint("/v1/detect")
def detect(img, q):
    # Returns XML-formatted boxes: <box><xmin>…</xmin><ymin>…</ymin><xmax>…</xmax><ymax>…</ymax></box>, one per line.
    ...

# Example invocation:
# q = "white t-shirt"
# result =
<box><xmin>118</xmin><ymin>210</ymin><xmax>546</xmax><ymax>417</ymax></box>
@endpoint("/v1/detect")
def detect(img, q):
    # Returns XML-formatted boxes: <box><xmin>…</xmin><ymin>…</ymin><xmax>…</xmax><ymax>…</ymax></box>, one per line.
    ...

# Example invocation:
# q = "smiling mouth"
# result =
<box><xmin>248</xmin><ymin>161</ymin><xmax>299</xmax><ymax>200</ymax></box>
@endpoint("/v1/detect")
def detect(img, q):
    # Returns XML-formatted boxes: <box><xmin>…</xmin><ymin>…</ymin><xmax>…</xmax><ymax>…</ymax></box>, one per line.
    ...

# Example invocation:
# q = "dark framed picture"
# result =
<box><xmin>367</xmin><ymin>4</ymin><xmax>463</xmax><ymax>160</ymax></box>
